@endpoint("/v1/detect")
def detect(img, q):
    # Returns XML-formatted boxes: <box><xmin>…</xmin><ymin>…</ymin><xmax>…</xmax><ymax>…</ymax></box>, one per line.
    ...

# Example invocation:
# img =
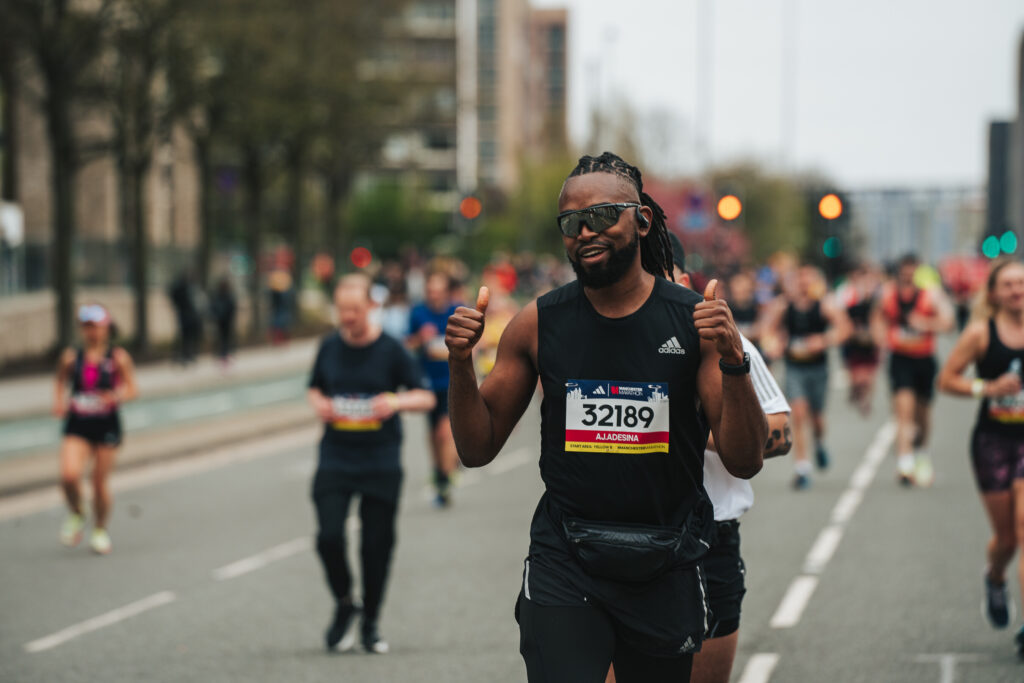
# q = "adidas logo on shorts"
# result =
<box><xmin>658</xmin><ymin>336</ymin><xmax>686</xmax><ymax>355</ymax></box>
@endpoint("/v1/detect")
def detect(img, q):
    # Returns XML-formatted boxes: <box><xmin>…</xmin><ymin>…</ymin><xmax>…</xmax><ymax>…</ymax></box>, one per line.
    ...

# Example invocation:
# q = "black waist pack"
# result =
<box><xmin>561</xmin><ymin>506</ymin><xmax>714</xmax><ymax>584</ymax></box>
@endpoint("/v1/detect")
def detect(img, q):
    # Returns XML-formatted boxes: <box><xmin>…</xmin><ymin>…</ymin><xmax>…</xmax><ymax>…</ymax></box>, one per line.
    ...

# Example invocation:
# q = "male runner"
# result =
<box><xmin>667</xmin><ymin>236</ymin><xmax>792</xmax><ymax>683</ymax></box>
<box><xmin>409</xmin><ymin>271</ymin><xmax>462</xmax><ymax>506</ymax></box>
<box><xmin>766</xmin><ymin>266</ymin><xmax>850</xmax><ymax>489</ymax></box>
<box><xmin>308</xmin><ymin>274</ymin><xmax>435</xmax><ymax>654</ymax></box>
<box><xmin>872</xmin><ymin>254</ymin><xmax>954</xmax><ymax>486</ymax></box>
<box><xmin>446</xmin><ymin>152</ymin><xmax>767</xmax><ymax>682</ymax></box>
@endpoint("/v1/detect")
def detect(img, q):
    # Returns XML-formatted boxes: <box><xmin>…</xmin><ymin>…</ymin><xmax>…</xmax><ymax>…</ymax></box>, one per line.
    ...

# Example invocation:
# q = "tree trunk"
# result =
<box><xmin>242</xmin><ymin>143</ymin><xmax>263</xmax><ymax>339</ymax></box>
<box><xmin>129</xmin><ymin>162</ymin><xmax>149</xmax><ymax>352</ymax></box>
<box><xmin>0</xmin><ymin>47</ymin><xmax>17</xmax><ymax>201</ymax></box>
<box><xmin>46</xmin><ymin>82</ymin><xmax>76</xmax><ymax>352</ymax></box>
<box><xmin>284</xmin><ymin>142</ymin><xmax>305</xmax><ymax>287</ymax></box>
<box><xmin>325</xmin><ymin>167</ymin><xmax>352</xmax><ymax>267</ymax></box>
<box><xmin>194</xmin><ymin>136</ymin><xmax>213</xmax><ymax>289</ymax></box>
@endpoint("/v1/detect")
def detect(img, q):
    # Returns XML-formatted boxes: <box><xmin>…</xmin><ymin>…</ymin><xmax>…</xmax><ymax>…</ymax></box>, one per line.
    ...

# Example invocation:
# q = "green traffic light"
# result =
<box><xmin>982</xmin><ymin>235</ymin><xmax>1001</xmax><ymax>259</ymax></box>
<box><xmin>1000</xmin><ymin>231</ymin><xmax>1018</xmax><ymax>254</ymax></box>
<box><xmin>823</xmin><ymin>236</ymin><xmax>841</xmax><ymax>258</ymax></box>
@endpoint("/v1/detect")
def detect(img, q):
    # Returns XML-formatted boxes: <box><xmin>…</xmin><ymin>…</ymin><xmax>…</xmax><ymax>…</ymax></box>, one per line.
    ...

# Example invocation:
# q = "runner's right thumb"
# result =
<box><xmin>476</xmin><ymin>286</ymin><xmax>490</xmax><ymax>315</ymax></box>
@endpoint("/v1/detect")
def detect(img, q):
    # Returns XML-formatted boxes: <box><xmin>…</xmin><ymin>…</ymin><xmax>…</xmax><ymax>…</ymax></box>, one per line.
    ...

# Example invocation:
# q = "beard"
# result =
<box><xmin>569</xmin><ymin>232</ymin><xmax>640</xmax><ymax>289</ymax></box>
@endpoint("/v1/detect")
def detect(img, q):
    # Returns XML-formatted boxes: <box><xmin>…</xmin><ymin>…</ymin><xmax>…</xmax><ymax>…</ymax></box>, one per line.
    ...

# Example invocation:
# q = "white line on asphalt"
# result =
<box><xmin>736</xmin><ymin>653</ymin><xmax>781</xmax><ymax>683</ymax></box>
<box><xmin>913</xmin><ymin>653</ymin><xmax>989</xmax><ymax>683</ymax></box>
<box><xmin>769</xmin><ymin>575</ymin><xmax>819</xmax><ymax>629</ymax></box>
<box><xmin>829</xmin><ymin>488</ymin><xmax>864</xmax><ymax>525</ymax></box>
<box><xmin>0</xmin><ymin>426</ymin><xmax>320</xmax><ymax>522</ymax></box>
<box><xmin>212</xmin><ymin>537</ymin><xmax>312</xmax><ymax>581</ymax></box>
<box><xmin>769</xmin><ymin>422</ymin><xmax>896</xmax><ymax>630</ymax></box>
<box><xmin>24</xmin><ymin>591</ymin><xmax>176</xmax><ymax>653</ymax></box>
<box><xmin>803</xmin><ymin>525</ymin><xmax>845</xmax><ymax>575</ymax></box>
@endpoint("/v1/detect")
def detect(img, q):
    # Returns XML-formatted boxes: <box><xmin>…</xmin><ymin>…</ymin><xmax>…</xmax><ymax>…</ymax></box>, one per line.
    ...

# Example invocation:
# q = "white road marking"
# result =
<box><xmin>770</xmin><ymin>422</ymin><xmax>896</xmax><ymax>629</ymax></box>
<box><xmin>829</xmin><ymin>488</ymin><xmax>864</xmax><ymax>525</ymax></box>
<box><xmin>803</xmin><ymin>525</ymin><xmax>844</xmax><ymax>575</ymax></box>
<box><xmin>24</xmin><ymin>591</ymin><xmax>176</xmax><ymax>653</ymax></box>
<box><xmin>913</xmin><ymin>654</ymin><xmax>989</xmax><ymax>683</ymax></box>
<box><xmin>0</xmin><ymin>426</ymin><xmax>319</xmax><ymax>522</ymax></box>
<box><xmin>212</xmin><ymin>537</ymin><xmax>312</xmax><ymax>581</ymax></box>
<box><xmin>736</xmin><ymin>653</ymin><xmax>781</xmax><ymax>683</ymax></box>
<box><xmin>769</xmin><ymin>575</ymin><xmax>819</xmax><ymax>629</ymax></box>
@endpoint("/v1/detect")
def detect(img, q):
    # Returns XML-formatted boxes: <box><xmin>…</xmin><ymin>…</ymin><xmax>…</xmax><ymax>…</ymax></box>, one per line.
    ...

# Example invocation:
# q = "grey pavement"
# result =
<box><xmin>0</xmin><ymin>338</ymin><xmax>318</xmax><ymax>422</ymax></box>
<box><xmin>1</xmin><ymin>368</ymin><xmax>1023</xmax><ymax>682</ymax></box>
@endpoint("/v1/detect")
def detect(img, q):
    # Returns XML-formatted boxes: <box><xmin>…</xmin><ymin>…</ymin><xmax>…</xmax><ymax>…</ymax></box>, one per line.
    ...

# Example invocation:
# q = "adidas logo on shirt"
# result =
<box><xmin>593</xmin><ymin>385</ymin><xmax>606</xmax><ymax>395</ymax></box>
<box><xmin>658</xmin><ymin>336</ymin><xmax>686</xmax><ymax>355</ymax></box>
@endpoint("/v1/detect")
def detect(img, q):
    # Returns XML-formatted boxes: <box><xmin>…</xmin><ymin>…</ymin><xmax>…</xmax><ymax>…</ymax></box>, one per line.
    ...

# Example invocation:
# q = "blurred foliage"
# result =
<box><xmin>710</xmin><ymin>162</ymin><xmax>817</xmax><ymax>261</ymax></box>
<box><xmin>347</xmin><ymin>181</ymin><xmax>447</xmax><ymax>258</ymax></box>
<box><xmin>468</xmin><ymin>155</ymin><xmax>577</xmax><ymax>264</ymax></box>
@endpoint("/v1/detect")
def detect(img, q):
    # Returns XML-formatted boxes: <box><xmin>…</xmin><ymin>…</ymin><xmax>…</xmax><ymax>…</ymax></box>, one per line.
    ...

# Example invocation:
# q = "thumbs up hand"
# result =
<box><xmin>693</xmin><ymin>278</ymin><xmax>744</xmax><ymax>365</ymax></box>
<box><xmin>446</xmin><ymin>286</ymin><xmax>490</xmax><ymax>362</ymax></box>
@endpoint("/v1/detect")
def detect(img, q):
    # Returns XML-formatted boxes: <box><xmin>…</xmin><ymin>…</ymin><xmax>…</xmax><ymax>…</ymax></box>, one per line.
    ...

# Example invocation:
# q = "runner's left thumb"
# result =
<box><xmin>476</xmin><ymin>286</ymin><xmax>490</xmax><ymax>315</ymax></box>
<box><xmin>703</xmin><ymin>279</ymin><xmax>719</xmax><ymax>302</ymax></box>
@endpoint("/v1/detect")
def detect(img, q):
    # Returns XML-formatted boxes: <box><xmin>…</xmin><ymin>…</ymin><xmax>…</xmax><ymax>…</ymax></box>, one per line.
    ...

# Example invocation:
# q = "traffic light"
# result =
<box><xmin>818</xmin><ymin>193</ymin><xmax>843</xmax><ymax>220</ymax></box>
<box><xmin>459</xmin><ymin>196</ymin><xmax>482</xmax><ymax>220</ymax></box>
<box><xmin>716</xmin><ymin>195</ymin><xmax>742</xmax><ymax>221</ymax></box>
<box><xmin>1000</xmin><ymin>230</ymin><xmax>1018</xmax><ymax>254</ymax></box>
<box><xmin>823</xmin><ymin>236</ymin><xmax>842</xmax><ymax>258</ymax></box>
<box><xmin>983</xmin><ymin>231</ymin><xmax>1018</xmax><ymax>259</ymax></box>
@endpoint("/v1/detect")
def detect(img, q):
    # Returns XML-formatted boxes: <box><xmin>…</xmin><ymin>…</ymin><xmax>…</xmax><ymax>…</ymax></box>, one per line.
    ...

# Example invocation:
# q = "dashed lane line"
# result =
<box><xmin>24</xmin><ymin>591</ymin><xmax>177</xmax><ymax>653</ymax></box>
<box><xmin>736</xmin><ymin>653</ymin><xmax>781</xmax><ymax>683</ymax></box>
<box><xmin>212</xmin><ymin>537</ymin><xmax>312</xmax><ymax>581</ymax></box>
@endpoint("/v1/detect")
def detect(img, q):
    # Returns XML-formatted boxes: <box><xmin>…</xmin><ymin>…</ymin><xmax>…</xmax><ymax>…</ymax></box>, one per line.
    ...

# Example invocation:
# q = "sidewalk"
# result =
<box><xmin>0</xmin><ymin>337</ymin><xmax>320</xmax><ymax>422</ymax></box>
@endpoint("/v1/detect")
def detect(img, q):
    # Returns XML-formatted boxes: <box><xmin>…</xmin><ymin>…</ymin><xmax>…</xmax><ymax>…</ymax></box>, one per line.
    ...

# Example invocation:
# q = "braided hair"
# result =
<box><xmin>566</xmin><ymin>152</ymin><xmax>675</xmax><ymax>281</ymax></box>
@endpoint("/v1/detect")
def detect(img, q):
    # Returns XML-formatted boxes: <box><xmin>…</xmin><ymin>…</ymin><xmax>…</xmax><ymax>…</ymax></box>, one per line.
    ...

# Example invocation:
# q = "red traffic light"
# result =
<box><xmin>459</xmin><ymin>196</ymin><xmax>482</xmax><ymax>220</ymax></box>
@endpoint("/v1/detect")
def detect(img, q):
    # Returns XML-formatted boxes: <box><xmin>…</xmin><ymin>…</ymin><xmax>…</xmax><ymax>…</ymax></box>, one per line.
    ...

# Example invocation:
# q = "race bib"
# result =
<box><xmin>331</xmin><ymin>395</ymin><xmax>382</xmax><ymax>431</ymax></box>
<box><xmin>70</xmin><ymin>392</ymin><xmax>111</xmax><ymax>416</ymax></box>
<box><xmin>988</xmin><ymin>392</ymin><xmax>1024</xmax><ymax>424</ymax></box>
<box><xmin>897</xmin><ymin>325</ymin><xmax>925</xmax><ymax>344</ymax></box>
<box><xmin>565</xmin><ymin>380</ymin><xmax>670</xmax><ymax>454</ymax></box>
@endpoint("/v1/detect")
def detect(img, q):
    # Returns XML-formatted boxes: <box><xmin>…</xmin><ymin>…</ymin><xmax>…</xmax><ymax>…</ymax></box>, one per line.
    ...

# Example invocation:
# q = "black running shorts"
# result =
<box><xmin>63</xmin><ymin>413</ymin><xmax>122</xmax><ymax>447</ymax></box>
<box><xmin>703</xmin><ymin>520</ymin><xmax>746</xmax><ymax>638</ymax></box>
<box><xmin>888</xmin><ymin>353</ymin><xmax>937</xmax><ymax>402</ymax></box>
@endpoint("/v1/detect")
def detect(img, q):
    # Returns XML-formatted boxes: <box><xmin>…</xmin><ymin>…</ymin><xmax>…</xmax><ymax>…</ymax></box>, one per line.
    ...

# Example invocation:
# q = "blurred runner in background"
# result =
<box><xmin>837</xmin><ymin>264</ymin><xmax>882</xmax><ymax>416</ymax></box>
<box><xmin>307</xmin><ymin>274</ymin><xmax>434</xmax><ymax>654</ymax></box>
<box><xmin>53</xmin><ymin>304</ymin><xmax>138</xmax><ymax>555</ymax></box>
<box><xmin>938</xmin><ymin>259</ymin><xmax>1024</xmax><ymax>657</ymax></box>
<box><xmin>726</xmin><ymin>271</ymin><xmax>764</xmax><ymax>357</ymax></box>
<box><xmin>208</xmin><ymin>276</ymin><xmax>237</xmax><ymax>366</ymax></box>
<box><xmin>873</xmin><ymin>254</ymin><xmax>954</xmax><ymax>486</ymax></box>
<box><xmin>765</xmin><ymin>266</ymin><xmax>851</xmax><ymax>489</ymax></box>
<box><xmin>409</xmin><ymin>271</ymin><xmax>463</xmax><ymax>507</ymax></box>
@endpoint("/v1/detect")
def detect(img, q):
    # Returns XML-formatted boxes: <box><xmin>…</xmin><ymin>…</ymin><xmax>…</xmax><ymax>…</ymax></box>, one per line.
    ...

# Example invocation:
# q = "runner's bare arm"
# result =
<box><xmin>112</xmin><ymin>349</ymin><xmax>139</xmax><ymax>402</ymax></box>
<box><xmin>763</xmin><ymin>412</ymin><xmax>792</xmax><ymax>458</ymax></box>
<box><xmin>823</xmin><ymin>298</ymin><xmax>853</xmax><ymax>347</ymax></box>
<box><xmin>307</xmin><ymin>389</ymin><xmax>335</xmax><ymax>422</ymax></box>
<box><xmin>53</xmin><ymin>348</ymin><xmax>75</xmax><ymax>417</ymax></box>
<box><xmin>447</xmin><ymin>296</ymin><xmax>538</xmax><ymax>467</ymax></box>
<box><xmin>695</xmin><ymin>280</ymin><xmax>767</xmax><ymax>479</ymax></box>
<box><xmin>869</xmin><ymin>295</ymin><xmax>889</xmax><ymax>349</ymax></box>
<box><xmin>369</xmin><ymin>389</ymin><xmax>436</xmax><ymax>420</ymax></box>
<box><xmin>937</xmin><ymin>321</ymin><xmax>1016</xmax><ymax>397</ymax></box>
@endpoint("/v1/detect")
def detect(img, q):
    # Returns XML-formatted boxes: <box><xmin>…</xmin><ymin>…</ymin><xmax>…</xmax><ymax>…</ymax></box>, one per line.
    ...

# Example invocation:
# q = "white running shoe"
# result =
<box><xmin>90</xmin><ymin>528</ymin><xmax>112</xmax><ymax>555</ymax></box>
<box><xmin>914</xmin><ymin>453</ymin><xmax>935</xmax><ymax>488</ymax></box>
<box><xmin>60</xmin><ymin>513</ymin><xmax>85</xmax><ymax>547</ymax></box>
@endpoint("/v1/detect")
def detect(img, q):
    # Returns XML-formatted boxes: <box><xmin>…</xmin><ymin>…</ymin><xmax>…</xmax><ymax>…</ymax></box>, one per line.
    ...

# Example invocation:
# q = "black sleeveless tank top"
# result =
<box><xmin>69</xmin><ymin>347</ymin><xmax>118</xmax><ymax>417</ymax></box>
<box><xmin>731</xmin><ymin>301</ymin><xmax>758</xmax><ymax>338</ymax></box>
<box><xmin>976</xmin><ymin>318</ymin><xmax>1024</xmax><ymax>434</ymax></box>
<box><xmin>784</xmin><ymin>301</ymin><xmax>827</xmax><ymax>365</ymax></box>
<box><xmin>535</xmin><ymin>277</ymin><xmax>709</xmax><ymax>526</ymax></box>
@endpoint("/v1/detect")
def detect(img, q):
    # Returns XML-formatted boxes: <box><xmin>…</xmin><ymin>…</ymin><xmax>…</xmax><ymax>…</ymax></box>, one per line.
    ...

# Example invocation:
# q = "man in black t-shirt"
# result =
<box><xmin>445</xmin><ymin>153</ymin><xmax>767</xmax><ymax>682</ymax></box>
<box><xmin>308</xmin><ymin>274</ymin><xmax>434</xmax><ymax>654</ymax></box>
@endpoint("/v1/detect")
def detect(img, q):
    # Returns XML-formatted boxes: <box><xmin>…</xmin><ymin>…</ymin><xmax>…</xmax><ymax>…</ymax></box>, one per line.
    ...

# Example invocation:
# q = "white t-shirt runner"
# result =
<box><xmin>704</xmin><ymin>335</ymin><xmax>790</xmax><ymax>521</ymax></box>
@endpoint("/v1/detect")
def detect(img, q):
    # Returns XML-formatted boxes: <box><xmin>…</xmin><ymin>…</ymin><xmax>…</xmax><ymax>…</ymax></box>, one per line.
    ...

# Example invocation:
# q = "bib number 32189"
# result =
<box><xmin>565</xmin><ymin>380</ymin><xmax>670</xmax><ymax>454</ymax></box>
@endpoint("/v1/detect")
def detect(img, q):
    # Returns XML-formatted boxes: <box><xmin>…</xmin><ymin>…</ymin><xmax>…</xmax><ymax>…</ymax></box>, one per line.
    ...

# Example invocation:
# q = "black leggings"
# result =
<box><xmin>517</xmin><ymin>594</ymin><xmax>693</xmax><ymax>683</ymax></box>
<box><xmin>314</xmin><ymin>488</ymin><xmax>398</xmax><ymax>624</ymax></box>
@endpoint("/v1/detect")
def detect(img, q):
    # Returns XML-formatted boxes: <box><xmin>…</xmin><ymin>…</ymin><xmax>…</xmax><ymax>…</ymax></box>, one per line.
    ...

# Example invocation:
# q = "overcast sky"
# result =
<box><xmin>532</xmin><ymin>0</ymin><xmax>1024</xmax><ymax>188</ymax></box>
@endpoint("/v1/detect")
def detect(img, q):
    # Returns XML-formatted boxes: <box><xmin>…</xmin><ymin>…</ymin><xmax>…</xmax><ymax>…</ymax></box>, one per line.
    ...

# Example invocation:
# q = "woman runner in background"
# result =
<box><xmin>938</xmin><ymin>259</ymin><xmax>1024</xmax><ymax>657</ymax></box>
<box><xmin>53</xmin><ymin>304</ymin><xmax>138</xmax><ymax>555</ymax></box>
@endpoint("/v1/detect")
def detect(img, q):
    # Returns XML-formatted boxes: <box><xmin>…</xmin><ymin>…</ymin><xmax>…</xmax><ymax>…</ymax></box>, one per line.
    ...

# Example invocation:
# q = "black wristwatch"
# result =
<box><xmin>719</xmin><ymin>352</ymin><xmax>751</xmax><ymax>376</ymax></box>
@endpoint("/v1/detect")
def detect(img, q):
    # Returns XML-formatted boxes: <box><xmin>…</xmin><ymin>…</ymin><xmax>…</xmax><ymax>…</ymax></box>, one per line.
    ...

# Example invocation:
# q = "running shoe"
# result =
<box><xmin>815</xmin><ymin>445</ymin><xmax>830</xmax><ymax>470</ymax></box>
<box><xmin>59</xmin><ymin>513</ymin><xmax>85</xmax><ymax>547</ymax></box>
<box><xmin>792</xmin><ymin>473</ymin><xmax>810</xmax><ymax>490</ymax></box>
<box><xmin>325</xmin><ymin>602</ymin><xmax>361</xmax><ymax>652</ymax></box>
<box><xmin>90</xmin><ymin>528</ymin><xmax>112</xmax><ymax>555</ymax></box>
<box><xmin>1015</xmin><ymin>625</ymin><xmax>1024</xmax><ymax>659</ymax></box>
<box><xmin>913</xmin><ymin>454</ymin><xmax>935</xmax><ymax>488</ymax></box>
<box><xmin>362</xmin><ymin>622</ymin><xmax>389</xmax><ymax>654</ymax></box>
<box><xmin>984</xmin><ymin>575</ymin><xmax>1011</xmax><ymax>629</ymax></box>
<box><xmin>897</xmin><ymin>455</ymin><xmax>916</xmax><ymax>488</ymax></box>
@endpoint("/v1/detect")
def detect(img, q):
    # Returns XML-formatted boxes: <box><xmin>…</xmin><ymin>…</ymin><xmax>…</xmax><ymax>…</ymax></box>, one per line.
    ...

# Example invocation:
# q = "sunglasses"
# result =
<box><xmin>556</xmin><ymin>202</ymin><xmax>641</xmax><ymax>238</ymax></box>
<box><xmin>78</xmin><ymin>305</ymin><xmax>109</xmax><ymax>325</ymax></box>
